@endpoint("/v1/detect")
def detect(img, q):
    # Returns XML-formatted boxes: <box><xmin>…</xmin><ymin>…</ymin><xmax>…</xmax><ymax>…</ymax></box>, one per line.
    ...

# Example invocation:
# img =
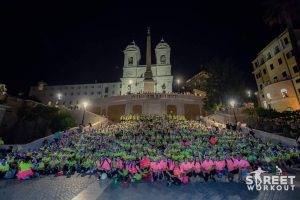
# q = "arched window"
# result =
<box><xmin>128</xmin><ymin>57</ymin><xmax>133</xmax><ymax>65</ymax></box>
<box><xmin>160</xmin><ymin>55</ymin><xmax>166</xmax><ymax>64</ymax></box>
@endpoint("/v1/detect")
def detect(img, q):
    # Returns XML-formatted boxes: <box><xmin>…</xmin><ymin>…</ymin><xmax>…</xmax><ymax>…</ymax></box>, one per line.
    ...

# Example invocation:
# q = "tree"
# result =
<box><xmin>202</xmin><ymin>57</ymin><xmax>248</xmax><ymax>111</ymax></box>
<box><xmin>49</xmin><ymin>111</ymin><xmax>76</xmax><ymax>132</ymax></box>
<box><xmin>0</xmin><ymin>137</ymin><xmax>4</xmax><ymax>147</ymax></box>
<box><xmin>262</xmin><ymin>0</ymin><xmax>299</xmax><ymax>28</ymax></box>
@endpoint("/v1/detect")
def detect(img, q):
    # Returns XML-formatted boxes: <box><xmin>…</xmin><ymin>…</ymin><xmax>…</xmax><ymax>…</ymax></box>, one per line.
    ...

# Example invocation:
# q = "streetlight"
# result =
<box><xmin>81</xmin><ymin>101</ymin><xmax>88</xmax><ymax>126</ymax></box>
<box><xmin>246</xmin><ymin>90</ymin><xmax>251</xmax><ymax>98</ymax></box>
<box><xmin>176</xmin><ymin>78</ymin><xmax>181</xmax><ymax>92</ymax></box>
<box><xmin>229</xmin><ymin>99</ymin><xmax>237</xmax><ymax>124</ymax></box>
<box><xmin>57</xmin><ymin>93</ymin><xmax>62</xmax><ymax>106</ymax></box>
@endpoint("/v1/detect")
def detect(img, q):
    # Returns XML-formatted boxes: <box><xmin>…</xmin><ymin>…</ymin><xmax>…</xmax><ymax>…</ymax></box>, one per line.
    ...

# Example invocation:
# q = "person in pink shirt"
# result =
<box><xmin>114</xmin><ymin>158</ymin><xmax>124</xmax><ymax>169</ymax></box>
<box><xmin>193</xmin><ymin>161</ymin><xmax>202</xmax><ymax>173</ymax></box>
<box><xmin>202</xmin><ymin>159</ymin><xmax>214</xmax><ymax>172</ymax></box>
<box><xmin>140</xmin><ymin>157</ymin><xmax>151</xmax><ymax>169</ymax></box>
<box><xmin>238</xmin><ymin>159</ymin><xmax>250</xmax><ymax>169</ymax></box>
<box><xmin>100</xmin><ymin>158</ymin><xmax>111</xmax><ymax>171</ymax></box>
<box><xmin>167</xmin><ymin>160</ymin><xmax>175</xmax><ymax>171</ymax></box>
<box><xmin>226</xmin><ymin>158</ymin><xmax>237</xmax><ymax>172</ymax></box>
<box><xmin>126</xmin><ymin>163</ymin><xmax>138</xmax><ymax>174</ymax></box>
<box><xmin>215</xmin><ymin>160</ymin><xmax>226</xmax><ymax>172</ymax></box>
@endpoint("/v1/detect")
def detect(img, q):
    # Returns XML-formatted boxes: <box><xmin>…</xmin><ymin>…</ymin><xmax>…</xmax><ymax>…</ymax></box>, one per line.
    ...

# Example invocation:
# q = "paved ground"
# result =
<box><xmin>98</xmin><ymin>181</ymin><xmax>300</xmax><ymax>200</ymax></box>
<box><xmin>0</xmin><ymin>174</ymin><xmax>97</xmax><ymax>200</ymax></box>
<box><xmin>1</xmin><ymin>176</ymin><xmax>300</xmax><ymax>200</ymax></box>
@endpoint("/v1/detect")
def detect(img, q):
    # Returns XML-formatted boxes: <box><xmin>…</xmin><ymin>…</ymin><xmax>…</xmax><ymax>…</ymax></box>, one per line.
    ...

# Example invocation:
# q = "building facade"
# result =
<box><xmin>121</xmin><ymin>38</ymin><xmax>173</xmax><ymax>94</ymax></box>
<box><xmin>183</xmin><ymin>70</ymin><xmax>209</xmax><ymax>97</ymax></box>
<box><xmin>252</xmin><ymin>29</ymin><xmax>300</xmax><ymax>112</ymax></box>
<box><xmin>29</xmin><ymin>30</ymin><xmax>173</xmax><ymax>108</ymax></box>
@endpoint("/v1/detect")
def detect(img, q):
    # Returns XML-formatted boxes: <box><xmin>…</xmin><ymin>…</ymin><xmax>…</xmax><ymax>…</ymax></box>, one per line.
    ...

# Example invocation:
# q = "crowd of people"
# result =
<box><xmin>0</xmin><ymin>114</ymin><xmax>299</xmax><ymax>185</ymax></box>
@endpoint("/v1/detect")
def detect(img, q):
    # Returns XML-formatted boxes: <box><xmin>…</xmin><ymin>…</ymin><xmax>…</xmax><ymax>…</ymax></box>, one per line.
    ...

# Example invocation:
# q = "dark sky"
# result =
<box><xmin>1</xmin><ymin>0</ymin><xmax>297</xmax><ymax>95</ymax></box>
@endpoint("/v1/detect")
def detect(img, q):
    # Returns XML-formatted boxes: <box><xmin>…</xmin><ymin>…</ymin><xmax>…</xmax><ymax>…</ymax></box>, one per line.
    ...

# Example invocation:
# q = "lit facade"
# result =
<box><xmin>29</xmin><ymin>30</ymin><xmax>173</xmax><ymax>109</ymax></box>
<box><xmin>252</xmin><ymin>29</ymin><xmax>300</xmax><ymax>112</ymax></box>
<box><xmin>183</xmin><ymin>71</ymin><xmax>209</xmax><ymax>97</ymax></box>
<box><xmin>121</xmin><ymin>39</ymin><xmax>173</xmax><ymax>94</ymax></box>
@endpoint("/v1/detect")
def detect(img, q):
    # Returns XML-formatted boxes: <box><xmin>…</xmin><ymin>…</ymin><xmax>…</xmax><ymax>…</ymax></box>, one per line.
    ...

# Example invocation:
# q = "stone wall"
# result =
<box><xmin>67</xmin><ymin>109</ymin><xmax>106</xmax><ymax>125</ymax></box>
<box><xmin>242</xmin><ymin>127</ymin><xmax>298</xmax><ymax>147</ymax></box>
<box><xmin>2</xmin><ymin>117</ymin><xmax>108</xmax><ymax>150</ymax></box>
<box><xmin>203</xmin><ymin>116</ymin><xmax>298</xmax><ymax>148</ymax></box>
<box><xmin>92</xmin><ymin>93</ymin><xmax>204</xmax><ymax>121</ymax></box>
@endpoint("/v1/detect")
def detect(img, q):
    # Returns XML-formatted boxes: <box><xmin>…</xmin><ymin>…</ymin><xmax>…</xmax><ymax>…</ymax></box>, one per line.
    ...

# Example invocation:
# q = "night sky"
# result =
<box><xmin>1</xmin><ymin>0</ymin><xmax>299</xmax><ymax>95</ymax></box>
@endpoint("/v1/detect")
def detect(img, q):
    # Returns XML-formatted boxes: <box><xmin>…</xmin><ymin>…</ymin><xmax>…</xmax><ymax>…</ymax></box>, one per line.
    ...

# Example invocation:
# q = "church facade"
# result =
<box><xmin>121</xmin><ymin>38</ymin><xmax>173</xmax><ymax>94</ymax></box>
<box><xmin>29</xmin><ymin>30</ymin><xmax>173</xmax><ymax>108</ymax></box>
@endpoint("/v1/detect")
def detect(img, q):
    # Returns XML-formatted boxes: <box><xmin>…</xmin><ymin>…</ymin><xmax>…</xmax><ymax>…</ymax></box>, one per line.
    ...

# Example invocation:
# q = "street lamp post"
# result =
<box><xmin>57</xmin><ymin>93</ymin><xmax>62</xmax><ymax>106</ymax></box>
<box><xmin>229</xmin><ymin>99</ymin><xmax>237</xmax><ymax>124</ymax></box>
<box><xmin>176</xmin><ymin>78</ymin><xmax>181</xmax><ymax>92</ymax></box>
<box><xmin>246</xmin><ymin>90</ymin><xmax>251</xmax><ymax>98</ymax></box>
<box><xmin>81</xmin><ymin>102</ymin><xmax>88</xmax><ymax>126</ymax></box>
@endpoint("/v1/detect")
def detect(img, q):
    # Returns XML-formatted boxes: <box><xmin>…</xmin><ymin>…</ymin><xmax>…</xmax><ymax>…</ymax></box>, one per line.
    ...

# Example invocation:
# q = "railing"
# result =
<box><xmin>129</xmin><ymin>92</ymin><xmax>203</xmax><ymax>100</ymax></box>
<box><xmin>263</xmin><ymin>76</ymin><xmax>292</xmax><ymax>87</ymax></box>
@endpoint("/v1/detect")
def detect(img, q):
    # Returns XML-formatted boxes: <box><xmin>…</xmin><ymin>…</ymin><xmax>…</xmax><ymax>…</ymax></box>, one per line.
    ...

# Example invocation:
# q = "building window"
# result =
<box><xmin>77</xmin><ymin>86</ymin><xmax>81</xmax><ymax>89</ymax></box>
<box><xmin>91</xmin><ymin>92</ymin><xmax>94</xmax><ymax>95</ymax></box>
<box><xmin>286</xmin><ymin>50</ymin><xmax>293</xmax><ymax>59</ymax></box>
<box><xmin>284</xmin><ymin>37</ymin><xmax>289</xmax><ymax>45</ymax></box>
<box><xmin>120</xmin><ymin>84</ymin><xmax>122</xmax><ymax>88</ymax></box>
<box><xmin>128</xmin><ymin>57</ymin><xmax>133</xmax><ymax>65</ymax></box>
<box><xmin>84</xmin><ymin>92</ymin><xmax>87</xmax><ymax>95</ymax></box>
<box><xmin>267</xmin><ymin>52</ymin><xmax>272</xmax><ymax>60</ymax></box>
<box><xmin>296</xmin><ymin>78</ymin><xmax>300</xmax><ymax>83</ymax></box>
<box><xmin>263</xmin><ymin>69</ymin><xmax>266</xmax><ymax>74</ymax></box>
<box><xmin>256</xmin><ymin>72</ymin><xmax>262</xmax><ymax>79</ymax></box>
<box><xmin>260</xmin><ymin>58</ymin><xmax>265</xmax><ymax>65</ymax></box>
<box><xmin>69</xmin><ymin>101</ymin><xmax>72</xmax><ymax>105</ymax></box>
<box><xmin>70</xmin><ymin>92</ymin><xmax>73</xmax><ymax>96</ymax></box>
<box><xmin>281</xmin><ymin>88</ymin><xmax>288</xmax><ymax>98</ymax></box>
<box><xmin>267</xmin><ymin>93</ymin><xmax>271</xmax><ymax>99</ymax></box>
<box><xmin>260</xmin><ymin>84</ymin><xmax>263</xmax><ymax>90</ymax></box>
<box><xmin>275</xmin><ymin>46</ymin><xmax>280</xmax><ymax>54</ymax></box>
<box><xmin>160</xmin><ymin>55</ymin><xmax>166</xmax><ymax>64</ymax></box>
<box><xmin>293</xmin><ymin>65</ymin><xmax>300</xmax><ymax>73</ymax></box>
<box><xmin>77</xmin><ymin>92</ymin><xmax>80</xmax><ymax>95</ymax></box>
<box><xmin>105</xmin><ymin>87</ymin><xmax>109</xmax><ymax>93</ymax></box>
<box><xmin>91</xmin><ymin>85</ymin><xmax>94</xmax><ymax>88</ymax></box>
<box><xmin>98</xmin><ymin>91</ymin><xmax>101</xmax><ymax>95</ymax></box>
<box><xmin>273</xmin><ymin>76</ymin><xmax>278</xmax><ymax>82</ymax></box>
<box><xmin>278</xmin><ymin>58</ymin><xmax>283</xmax><ymax>65</ymax></box>
<box><xmin>64</xmin><ymin>92</ymin><xmax>67</xmax><ymax>96</ymax></box>
<box><xmin>282</xmin><ymin>71</ymin><xmax>287</xmax><ymax>78</ymax></box>
<box><xmin>270</xmin><ymin>64</ymin><xmax>274</xmax><ymax>70</ymax></box>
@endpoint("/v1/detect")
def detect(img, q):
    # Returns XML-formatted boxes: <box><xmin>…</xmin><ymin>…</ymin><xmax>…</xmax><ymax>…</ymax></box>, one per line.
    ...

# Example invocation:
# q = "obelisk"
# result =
<box><xmin>143</xmin><ymin>27</ymin><xmax>155</xmax><ymax>93</ymax></box>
